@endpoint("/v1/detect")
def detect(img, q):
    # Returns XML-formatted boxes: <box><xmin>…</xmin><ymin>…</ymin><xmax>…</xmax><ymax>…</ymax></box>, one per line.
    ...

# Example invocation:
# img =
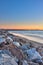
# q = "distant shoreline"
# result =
<box><xmin>0</xmin><ymin>29</ymin><xmax>43</xmax><ymax>31</ymax></box>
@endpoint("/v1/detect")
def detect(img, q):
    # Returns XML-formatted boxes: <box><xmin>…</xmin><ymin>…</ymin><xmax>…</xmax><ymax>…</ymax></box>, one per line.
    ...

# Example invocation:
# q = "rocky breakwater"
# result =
<box><xmin>0</xmin><ymin>31</ymin><xmax>43</xmax><ymax>65</ymax></box>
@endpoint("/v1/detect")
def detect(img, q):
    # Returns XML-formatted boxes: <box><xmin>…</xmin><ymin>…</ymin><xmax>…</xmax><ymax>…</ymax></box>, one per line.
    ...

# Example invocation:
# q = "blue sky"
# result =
<box><xmin>0</xmin><ymin>0</ymin><xmax>43</xmax><ymax>29</ymax></box>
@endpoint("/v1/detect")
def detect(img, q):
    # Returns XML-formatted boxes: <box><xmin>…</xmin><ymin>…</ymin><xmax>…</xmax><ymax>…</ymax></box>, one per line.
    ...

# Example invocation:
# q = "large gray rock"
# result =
<box><xmin>0</xmin><ymin>49</ymin><xmax>18</xmax><ymax>65</ymax></box>
<box><xmin>24</xmin><ymin>48</ymin><xmax>42</xmax><ymax>63</ymax></box>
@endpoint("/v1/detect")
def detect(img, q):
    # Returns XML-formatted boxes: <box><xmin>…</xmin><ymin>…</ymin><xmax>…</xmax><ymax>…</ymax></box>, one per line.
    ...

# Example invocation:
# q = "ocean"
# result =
<box><xmin>9</xmin><ymin>30</ymin><xmax>43</xmax><ymax>39</ymax></box>
<box><xmin>9</xmin><ymin>30</ymin><xmax>43</xmax><ymax>44</ymax></box>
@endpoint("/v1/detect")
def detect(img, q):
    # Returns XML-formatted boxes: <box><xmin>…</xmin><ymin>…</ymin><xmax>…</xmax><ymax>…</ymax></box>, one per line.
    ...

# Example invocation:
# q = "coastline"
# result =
<box><xmin>9</xmin><ymin>32</ymin><xmax>43</xmax><ymax>44</ymax></box>
<box><xmin>9</xmin><ymin>32</ymin><xmax>43</xmax><ymax>48</ymax></box>
<box><xmin>0</xmin><ymin>30</ymin><xmax>43</xmax><ymax>65</ymax></box>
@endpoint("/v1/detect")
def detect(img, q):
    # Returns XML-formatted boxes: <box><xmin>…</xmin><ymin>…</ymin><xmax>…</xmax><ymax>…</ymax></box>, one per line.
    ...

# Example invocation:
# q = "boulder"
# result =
<box><xmin>24</xmin><ymin>48</ymin><xmax>42</xmax><ymax>63</ymax></box>
<box><xmin>13</xmin><ymin>41</ymin><xmax>20</xmax><ymax>47</ymax></box>
<box><xmin>8</xmin><ymin>43</ymin><xmax>24</xmax><ymax>60</ymax></box>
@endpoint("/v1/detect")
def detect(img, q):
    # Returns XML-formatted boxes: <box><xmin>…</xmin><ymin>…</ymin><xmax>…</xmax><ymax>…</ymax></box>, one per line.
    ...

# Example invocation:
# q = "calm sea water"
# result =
<box><xmin>9</xmin><ymin>30</ymin><xmax>43</xmax><ymax>39</ymax></box>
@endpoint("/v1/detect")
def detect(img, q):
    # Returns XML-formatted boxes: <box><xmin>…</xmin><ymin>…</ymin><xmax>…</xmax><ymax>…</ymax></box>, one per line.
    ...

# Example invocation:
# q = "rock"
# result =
<box><xmin>28</xmin><ymin>62</ymin><xmax>39</xmax><ymax>65</ymax></box>
<box><xmin>24</xmin><ymin>48</ymin><xmax>42</xmax><ymax>63</ymax></box>
<box><xmin>20</xmin><ymin>44</ymin><xmax>30</xmax><ymax>51</ymax></box>
<box><xmin>0</xmin><ymin>57</ymin><xmax>4</xmax><ymax>65</ymax></box>
<box><xmin>8</xmin><ymin>43</ymin><xmax>24</xmax><ymax>60</ymax></box>
<box><xmin>19</xmin><ymin>38</ymin><xmax>26</xmax><ymax>43</ymax></box>
<box><xmin>0</xmin><ymin>50</ymin><xmax>11</xmax><ymax>65</ymax></box>
<box><xmin>37</xmin><ymin>47</ymin><xmax>43</xmax><ymax>56</ymax></box>
<box><xmin>0</xmin><ymin>37</ymin><xmax>5</xmax><ymax>44</ymax></box>
<box><xmin>14</xmin><ymin>56</ymin><xmax>19</xmax><ymax>62</ymax></box>
<box><xmin>0</xmin><ymin>49</ymin><xmax>18</xmax><ymax>65</ymax></box>
<box><xmin>2</xmin><ymin>49</ymin><xmax>12</xmax><ymax>56</ymax></box>
<box><xmin>13</xmin><ymin>41</ymin><xmax>20</xmax><ymax>47</ymax></box>
<box><xmin>20</xmin><ymin>45</ymin><xmax>28</xmax><ymax>51</ymax></box>
<box><xmin>0</xmin><ymin>31</ymin><xmax>43</xmax><ymax>65</ymax></box>
<box><xmin>11</xmin><ymin>58</ymin><xmax>18</xmax><ymax>65</ymax></box>
<box><xmin>6</xmin><ymin>36</ymin><xmax>13</xmax><ymax>42</ymax></box>
<box><xmin>5</xmin><ymin>37</ymin><xmax>13</xmax><ymax>44</ymax></box>
<box><xmin>23</xmin><ymin>60</ymin><xmax>28</xmax><ymax>65</ymax></box>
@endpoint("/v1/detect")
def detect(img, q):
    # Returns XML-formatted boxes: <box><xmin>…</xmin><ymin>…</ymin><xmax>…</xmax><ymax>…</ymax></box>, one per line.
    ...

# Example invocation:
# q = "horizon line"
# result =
<box><xmin>0</xmin><ymin>29</ymin><xmax>43</xmax><ymax>31</ymax></box>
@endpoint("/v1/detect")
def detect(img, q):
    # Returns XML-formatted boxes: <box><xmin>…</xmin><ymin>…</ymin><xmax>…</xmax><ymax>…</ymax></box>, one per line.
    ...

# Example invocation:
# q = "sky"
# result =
<box><xmin>0</xmin><ymin>0</ymin><xmax>43</xmax><ymax>30</ymax></box>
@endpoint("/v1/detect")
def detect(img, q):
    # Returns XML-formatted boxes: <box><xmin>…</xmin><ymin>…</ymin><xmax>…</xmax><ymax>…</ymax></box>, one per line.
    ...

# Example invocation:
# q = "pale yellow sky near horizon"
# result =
<box><xmin>0</xmin><ymin>24</ymin><xmax>43</xmax><ymax>30</ymax></box>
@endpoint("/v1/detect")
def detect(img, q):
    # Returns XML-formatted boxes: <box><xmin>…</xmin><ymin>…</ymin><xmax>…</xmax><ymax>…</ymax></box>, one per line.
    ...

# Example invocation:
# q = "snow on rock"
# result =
<box><xmin>2</xmin><ymin>54</ymin><xmax>11</xmax><ymax>58</ymax></box>
<box><xmin>13</xmin><ymin>41</ymin><xmax>20</xmax><ymax>47</ymax></box>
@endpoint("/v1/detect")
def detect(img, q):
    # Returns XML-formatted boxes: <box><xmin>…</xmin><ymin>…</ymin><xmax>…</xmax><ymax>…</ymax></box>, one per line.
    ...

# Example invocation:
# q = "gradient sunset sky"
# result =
<box><xmin>0</xmin><ymin>0</ymin><xmax>43</xmax><ymax>30</ymax></box>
